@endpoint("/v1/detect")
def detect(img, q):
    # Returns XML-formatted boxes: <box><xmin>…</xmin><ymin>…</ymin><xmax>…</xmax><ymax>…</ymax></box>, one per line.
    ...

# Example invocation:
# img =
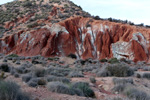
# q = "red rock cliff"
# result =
<box><xmin>1</xmin><ymin>17</ymin><xmax>150</xmax><ymax>62</ymax></box>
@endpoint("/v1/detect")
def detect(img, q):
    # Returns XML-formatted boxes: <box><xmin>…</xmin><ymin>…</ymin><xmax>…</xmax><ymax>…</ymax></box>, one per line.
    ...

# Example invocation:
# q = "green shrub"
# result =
<box><xmin>108</xmin><ymin>58</ymin><xmax>119</xmax><ymax>64</ymax></box>
<box><xmin>112</xmin><ymin>80</ymin><xmax>150</xmax><ymax>100</ymax></box>
<box><xmin>16</xmin><ymin>92</ymin><xmax>32</xmax><ymax>100</ymax></box>
<box><xmin>71</xmin><ymin>82</ymin><xmax>95</xmax><ymax>97</ymax></box>
<box><xmin>113</xmin><ymin>78</ymin><xmax>134</xmax><ymax>85</ymax></box>
<box><xmin>136</xmin><ymin>73</ymin><xmax>141</xmax><ymax>78</ymax></box>
<box><xmin>112</xmin><ymin>83</ymin><xmax>127</xmax><ymax>93</ymax></box>
<box><xmin>68</xmin><ymin>71</ymin><xmax>84</xmax><ymax>78</ymax></box>
<box><xmin>8</xmin><ymin>54</ymin><xmax>19</xmax><ymax>57</ymax></box>
<box><xmin>16</xmin><ymin>65</ymin><xmax>28</xmax><ymax>74</ymax></box>
<box><xmin>67</xmin><ymin>53</ymin><xmax>77</xmax><ymax>59</ymax></box>
<box><xmin>100</xmin><ymin>59</ymin><xmax>108</xmax><ymax>63</ymax></box>
<box><xmin>27</xmin><ymin>22</ymin><xmax>39</xmax><ymax>28</ymax></box>
<box><xmin>32</xmin><ymin>67</ymin><xmax>45</xmax><ymax>77</ymax></box>
<box><xmin>22</xmin><ymin>1</ymin><xmax>32</xmax><ymax>7</ymax></box>
<box><xmin>14</xmin><ymin>72</ymin><xmax>20</xmax><ymax>78</ymax></box>
<box><xmin>46</xmin><ymin>67</ymin><xmax>71</xmax><ymax>77</ymax></box>
<box><xmin>47</xmin><ymin>82</ymin><xmax>71</xmax><ymax>95</ymax></box>
<box><xmin>90</xmin><ymin>77</ymin><xmax>96</xmax><ymax>83</ymax></box>
<box><xmin>123</xmin><ymin>87</ymin><xmax>150</xmax><ymax>100</ymax></box>
<box><xmin>47</xmin><ymin>81</ymin><xmax>95</xmax><ymax>97</ymax></box>
<box><xmin>27</xmin><ymin>80</ymin><xmax>38</xmax><ymax>87</ymax></box>
<box><xmin>37</xmin><ymin>78</ymin><xmax>47</xmax><ymax>85</ymax></box>
<box><xmin>48</xmin><ymin>57</ymin><xmax>59</xmax><ymax>61</ymax></box>
<box><xmin>64</xmin><ymin>4</ymin><xmax>69</xmax><ymax>8</ymax></box>
<box><xmin>0</xmin><ymin>80</ymin><xmax>31</xmax><ymax>100</ymax></box>
<box><xmin>48</xmin><ymin>57</ymin><xmax>55</xmax><ymax>61</ymax></box>
<box><xmin>22</xmin><ymin>75</ymin><xmax>32</xmax><ymax>83</ymax></box>
<box><xmin>107</xmin><ymin>64</ymin><xmax>134</xmax><ymax>77</ymax></box>
<box><xmin>96</xmin><ymin>63</ymin><xmax>134</xmax><ymax>77</ymax></box>
<box><xmin>96</xmin><ymin>68</ymin><xmax>110</xmax><ymax>77</ymax></box>
<box><xmin>47</xmin><ymin>76</ymin><xmax>70</xmax><ymax>83</ymax></box>
<box><xmin>0</xmin><ymin>72</ymin><xmax>6</xmax><ymax>79</ymax></box>
<box><xmin>143</xmin><ymin>73</ymin><xmax>150</xmax><ymax>79</ymax></box>
<box><xmin>0</xmin><ymin>63</ymin><xmax>10</xmax><ymax>72</ymax></box>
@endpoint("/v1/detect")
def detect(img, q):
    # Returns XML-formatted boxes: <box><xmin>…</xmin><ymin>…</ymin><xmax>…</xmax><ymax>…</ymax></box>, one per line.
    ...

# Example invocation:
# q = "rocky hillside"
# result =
<box><xmin>0</xmin><ymin>0</ymin><xmax>90</xmax><ymax>36</ymax></box>
<box><xmin>0</xmin><ymin>0</ymin><xmax>150</xmax><ymax>62</ymax></box>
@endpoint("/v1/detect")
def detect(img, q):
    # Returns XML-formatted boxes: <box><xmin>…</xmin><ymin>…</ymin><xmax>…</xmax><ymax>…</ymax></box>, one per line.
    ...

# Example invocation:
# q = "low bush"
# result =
<box><xmin>143</xmin><ymin>73</ymin><xmax>150</xmax><ymax>79</ymax></box>
<box><xmin>27</xmin><ymin>22</ymin><xmax>38</xmax><ymax>28</ymax></box>
<box><xmin>67</xmin><ymin>53</ymin><xmax>77</xmax><ymax>59</ymax></box>
<box><xmin>68</xmin><ymin>71</ymin><xmax>84</xmax><ymax>78</ymax></box>
<box><xmin>106</xmin><ymin>64</ymin><xmax>134</xmax><ymax>77</ymax></box>
<box><xmin>8</xmin><ymin>54</ymin><xmax>19</xmax><ymax>57</ymax></box>
<box><xmin>16</xmin><ymin>65</ymin><xmax>29</xmax><ymax>74</ymax></box>
<box><xmin>112</xmin><ymin>83</ymin><xmax>128</xmax><ymax>93</ymax></box>
<box><xmin>47</xmin><ymin>82</ymin><xmax>71</xmax><ymax>95</ymax></box>
<box><xmin>47</xmin><ymin>76</ymin><xmax>70</xmax><ymax>83</ymax></box>
<box><xmin>71</xmin><ymin>82</ymin><xmax>95</xmax><ymax>97</ymax></box>
<box><xmin>136</xmin><ymin>73</ymin><xmax>142</xmax><ymax>78</ymax></box>
<box><xmin>32</xmin><ymin>67</ymin><xmax>45</xmax><ymax>77</ymax></box>
<box><xmin>0</xmin><ymin>63</ymin><xmax>10</xmax><ymax>72</ymax></box>
<box><xmin>16</xmin><ymin>92</ymin><xmax>32</xmax><ymax>100</ymax></box>
<box><xmin>0</xmin><ymin>80</ymin><xmax>31</xmax><ymax>100</ymax></box>
<box><xmin>112</xmin><ymin>79</ymin><xmax>150</xmax><ymax>100</ymax></box>
<box><xmin>46</xmin><ymin>67</ymin><xmax>71</xmax><ymax>77</ymax></box>
<box><xmin>48</xmin><ymin>57</ymin><xmax>59</xmax><ymax>61</ymax></box>
<box><xmin>22</xmin><ymin>1</ymin><xmax>32</xmax><ymax>7</ymax></box>
<box><xmin>108</xmin><ymin>58</ymin><xmax>119</xmax><ymax>64</ymax></box>
<box><xmin>10</xmin><ymin>67</ymin><xmax>16</xmax><ymax>75</ymax></box>
<box><xmin>14</xmin><ymin>72</ymin><xmax>20</xmax><ymax>78</ymax></box>
<box><xmin>96</xmin><ymin>66</ymin><xmax>111</xmax><ymax>77</ymax></box>
<box><xmin>0</xmin><ymin>72</ymin><xmax>6</xmax><ymax>79</ymax></box>
<box><xmin>47</xmin><ymin>81</ymin><xmax>95</xmax><ymax>98</ymax></box>
<box><xmin>22</xmin><ymin>75</ymin><xmax>32</xmax><ymax>83</ymax></box>
<box><xmin>37</xmin><ymin>78</ymin><xmax>47</xmax><ymax>85</ymax></box>
<box><xmin>123</xmin><ymin>87</ymin><xmax>150</xmax><ymax>100</ymax></box>
<box><xmin>90</xmin><ymin>77</ymin><xmax>96</xmax><ymax>83</ymax></box>
<box><xmin>100</xmin><ymin>59</ymin><xmax>108</xmax><ymax>63</ymax></box>
<box><xmin>27</xmin><ymin>78</ymin><xmax>39</xmax><ymax>87</ymax></box>
<box><xmin>113</xmin><ymin>78</ymin><xmax>134</xmax><ymax>85</ymax></box>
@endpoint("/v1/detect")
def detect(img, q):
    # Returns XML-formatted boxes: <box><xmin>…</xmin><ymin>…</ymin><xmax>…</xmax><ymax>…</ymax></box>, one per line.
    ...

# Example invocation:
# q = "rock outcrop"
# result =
<box><xmin>0</xmin><ymin>17</ymin><xmax>150</xmax><ymax>62</ymax></box>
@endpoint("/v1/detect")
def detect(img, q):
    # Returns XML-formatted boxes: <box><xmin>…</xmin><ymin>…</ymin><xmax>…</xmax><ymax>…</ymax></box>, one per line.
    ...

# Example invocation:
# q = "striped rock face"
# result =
<box><xmin>0</xmin><ymin>17</ymin><xmax>150</xmax><ymax>62</ymax></box>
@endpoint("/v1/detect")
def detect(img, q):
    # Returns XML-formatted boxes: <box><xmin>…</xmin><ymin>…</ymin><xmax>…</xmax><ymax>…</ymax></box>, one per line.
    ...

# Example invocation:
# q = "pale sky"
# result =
<box><xmin>0</xmin><ymin>0</ymin><xmax>150</xmax><ymax>25</ymax></box>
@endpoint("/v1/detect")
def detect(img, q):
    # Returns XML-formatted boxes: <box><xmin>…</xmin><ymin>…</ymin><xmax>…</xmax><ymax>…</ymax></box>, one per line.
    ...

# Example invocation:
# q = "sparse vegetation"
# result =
<box><xmin>96</xmin><ymin>63</ymin><xmax>134</xmax><ymax>77</ymax></box>
<box><xmin>106</xmin><ymin>63</ymin><xmax>134</xmax><ymax>77</ymax></box>
<box><xmin>47</xmin><ymin>82</ymin><xmax>71</xmax><ymax>95</ymax></box>
<box><xmin>68</xmin><ymin>71</ymin><xmax>84</xmax><ymax>78</ymax></box>
<box><xmin>0</xmin><ymin>0</ymin><xmax>150</xmax><ymax>100</ymax></box>
<box><xmin>71</xmin><ymin>82</ymin><xmax>95</xmax><ymax>97</ymax></box>
<box><xmin>113</xmin><ymin>78</ymin><xmax>134</xmax><ymax>85</ymax></box>
<box><xmin>47</xmin><ymin>81</ymin><xmax>95</xmax><ymax>98</ymax></box>
<box><xmin>47</xmin><ymin>76</ymin><xmax>70</xmax><ymax>83</ymax></box>
<box><xmin>123</xmin><ymin>87</ymin><xmax>150</xmax><ymax>100</ymax></box>
<box><xmin>0</xmin><ymin>80</ymin><xmax>31</xmax><ymax>100</ymax></box>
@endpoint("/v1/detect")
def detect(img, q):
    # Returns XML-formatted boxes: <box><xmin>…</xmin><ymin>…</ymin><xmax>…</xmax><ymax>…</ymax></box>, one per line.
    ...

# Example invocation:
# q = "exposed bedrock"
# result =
<box><xmin>1</xmin><ymin>17</ymin><xmax>150</xmax><ymax>62</ymax></box>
